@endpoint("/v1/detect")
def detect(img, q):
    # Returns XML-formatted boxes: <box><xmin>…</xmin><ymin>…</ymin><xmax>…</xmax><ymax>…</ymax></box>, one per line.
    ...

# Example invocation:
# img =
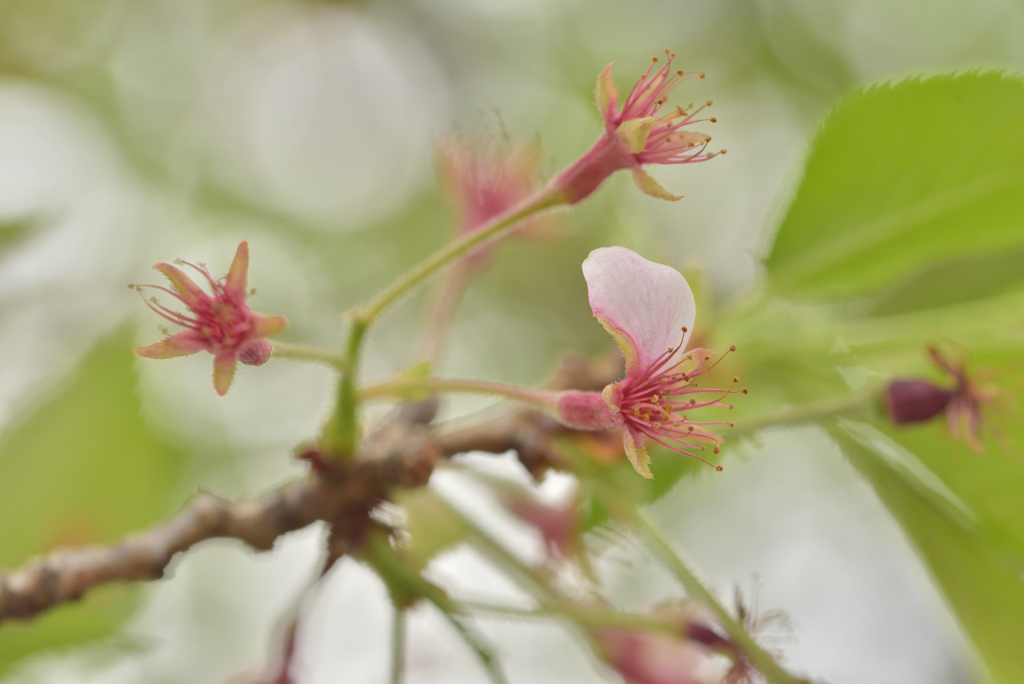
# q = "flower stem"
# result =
<box><xmin>437</xmin><ymin>609</ymin><xmax>509</xmax><ymax>684</ymax></box>
<box><xmin>323</xmin><ymin>185</ymin><xmax>564</xmax><ymax>457</ymax></box>
<box><xmin>322</xmin><ymin>318</ymin><xmax>368</xmax><ymax>456</ymax></box>
<box><xmin>389</xmin><ymin>603</ymin><xmax>406</xmax><ymax>684</ymax></box>
<box><xmin>599</xmin><ymin>486</ymin><xmax>807</xmax><ymax>684</ymax></box>
<box><xmin>360</xmin><ymin>375</ymin><xmax>558</xmax><ymax>410</ymax></box>
<box><xmin>731</xmin><ymin>386</ymin><xmax>881</xmax><ymax>438</ymax></box>
<box><xmin>354</xmin><ymin>185</ymin><xmax>564</xmax><ymax>326</ymax></box>
<box><xmin>270</xmin><ymin>341</ymin><xmax>346</xmax><ymax>369</ymax></box>
<box><xmin>458</xmin><ymin>599</ymin><xmax>681</xmax><ymax>637</ymax></box>
<box><xmin>418</xmin><ymin>261</ymin><xmax>474</xmax><ymax>364</ymax></box>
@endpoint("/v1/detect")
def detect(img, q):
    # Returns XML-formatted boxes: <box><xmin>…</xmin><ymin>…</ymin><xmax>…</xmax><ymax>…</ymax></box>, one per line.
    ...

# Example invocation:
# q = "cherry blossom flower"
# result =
<box><xmin>131</xmin><ymin>241</ymin><xmax>287</xmax><ymax>396</ymax></box>
<box><xmin>438</xmin><ymin>135</ymin><xmax>545</xmax><ymax>271</ymax></box>
<box><xmin>550</xmin><ymin>50</ymin><xmax>722</xmax><ymax>204</ymax></box>
<box><xmin>555</xmin><ymin>247</ymin><xmax>742</xmax><ymax>478</ymax></box>
<box><xmin>886</xmin><ymin>346</ymin><xmax>994</xmax><ymax>452</ymax></box>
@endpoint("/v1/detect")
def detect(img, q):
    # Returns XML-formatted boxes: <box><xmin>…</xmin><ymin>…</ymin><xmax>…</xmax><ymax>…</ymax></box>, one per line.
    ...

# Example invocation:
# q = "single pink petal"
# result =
<box><xmin>254</xmin><ymin>314</ymin><xmax>288</xmax><ymax>338</ymax></box>
<box><xmin>225</xmin><ymin>241</ymin><xmax>249</xmax><ymax>300</ymax></box>
<box><xmin>582</xmin><ymin>247</ymin><xmax>695</xmax><ymax>377</ymax></box>
<box><xmin>132</xmin><ymin>331</ymin><xmax>205</xmax><ymax>359</ymax></box>
<box><xmin>212</xmin><ymin>352</ymin><xmax>237</xmax><ymax>396</ymax></box>
<box><xmin>154</xmin><ymin>263</ymin><xmax>208</xmax><ymax>306</ymax></box>
<box><xmin>623</xmin><ymin>427</ymin><xmax>652</xmax><ymax>479</ymax></box>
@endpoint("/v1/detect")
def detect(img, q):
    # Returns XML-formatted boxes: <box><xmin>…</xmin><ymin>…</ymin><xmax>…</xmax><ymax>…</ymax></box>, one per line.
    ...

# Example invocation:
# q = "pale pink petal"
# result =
<box><xmin>225</xmin><ymin>241</ymin><xmax>249</xmax><ymax>299</ymax></box>
<box><xmin>582</xmin><ymin>247</ymin><xmax>695</xmax><ymax>377</ymax></box>
<box><xmin>623</xmin><ymin>427</ymin><xmax>652</xmax><ymax>479</ymax></box>
<box><xmin>132</xmin><ymin>332</ymin><xmax>205</xmax><ymax>359</ymax></box>
<box><xmin>254</xmin><ymin>314</ymin><xmax>288</xmax><ymax>338</ymax></box>
<box><xmin>154</xmin><ymin>263</ymin><xmax>207</xmax><ymax>306</ymax></box>
<box><xmin>212</xmin><ymin>352</ymin><xmax>237</xmax><ymax>396</ymax></box>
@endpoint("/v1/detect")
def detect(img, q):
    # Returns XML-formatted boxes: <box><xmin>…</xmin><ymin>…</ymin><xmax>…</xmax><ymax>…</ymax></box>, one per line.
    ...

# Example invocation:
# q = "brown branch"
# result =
<box><xmin>0</xmin><ymin>432</ymin><xmax>439</xmax><ymax>624</ymax></box>
<box><xmin>0</xmin><ymin>354</ymin><xmax>620</xmax><ymax>625</ymax></box>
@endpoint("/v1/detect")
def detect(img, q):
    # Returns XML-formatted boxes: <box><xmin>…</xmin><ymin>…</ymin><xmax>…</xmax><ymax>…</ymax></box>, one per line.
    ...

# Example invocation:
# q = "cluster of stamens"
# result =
<box><xmin>129</xmin><ymin>260</ymin><xmax>257</xmax><ymax>354</ymax></box>
<box><xmin>616</xmin><ymin>50</ymin><xmax>726</xmax><ymax>165</ymax></box>
<box><xmin>618</xmin><ymin>328</ymin><xmax>746</xmax><ymax>470</ymax></box>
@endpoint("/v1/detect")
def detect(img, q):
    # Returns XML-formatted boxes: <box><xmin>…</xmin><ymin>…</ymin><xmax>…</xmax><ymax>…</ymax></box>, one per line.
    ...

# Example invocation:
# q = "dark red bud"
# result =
<box><xmin>885</xmin><ymin>379</ymin><xmax>953</xmax><ymax>425</ymax></box>
<box><xmin>239</xmin><ymin>339</ymin><xmax>273</xmax><ymax>366</ymax></box>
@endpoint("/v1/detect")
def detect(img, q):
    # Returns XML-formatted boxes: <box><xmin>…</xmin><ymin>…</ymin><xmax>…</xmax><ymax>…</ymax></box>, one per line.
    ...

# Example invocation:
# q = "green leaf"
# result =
<box><xmin>867</xmin><ymin>245</ymin><xmax>1024</xmax><ymax>316</ymax></box>
<box><xmin>0</xmin><ymin>330</ymin><xmax>187</xmax><ymax>673</ymax></box>
<box><xmin>835</xmin><ymin>424</ymin><xmax>1024</xmax><ymax>684</ymax></box>
<box><xmin>878</xmin><ymin>348</ymin><xmax>1024</xmax><ymax>558</ymax></box>
<box><xmin>766</xmin><ymin>72</ymin><xmax>1024</xmax><ymax>301</ymax></box>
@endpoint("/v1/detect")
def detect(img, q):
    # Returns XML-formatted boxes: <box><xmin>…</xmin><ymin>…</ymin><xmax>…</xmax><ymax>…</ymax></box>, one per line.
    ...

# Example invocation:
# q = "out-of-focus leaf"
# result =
<box><xmin>0</xmin><ymin>219</ymin><xmax>34</xmax><ymax>252</ymax></box>
<box><xmin>876</xmin><ymin>348</ymin><xmax>1024</xmax><ymax>557</ymax></box>
<box><xmin>0</xmin><ymin>331</ymin><xmax>187</xmax><ymax>673</ymax></box>
<box><xmin>867</xmin><ymin>245</ymin><xmax>1024</xmax><ymax>317</ymax></box>
<box><xmin>766</xmin><ymin>73</ymin><xmax>1024</xmax><ymax>300</ymax></box>
<box><xmin>835</xmin><ymin>424</ymin><xmax>1024</xmax><ymax>684</ymax></box>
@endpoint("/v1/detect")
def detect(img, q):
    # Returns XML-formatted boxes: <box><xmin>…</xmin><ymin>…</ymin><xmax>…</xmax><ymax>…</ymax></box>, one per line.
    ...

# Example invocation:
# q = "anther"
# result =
<box><xmin>699</xmin><ymin>72</ymin><xmax>706</xmax><ymax>79</ymax></box>
<box><xmin>733</xmin><ymin>377</ymin><xmax>740</xmax><ymax>383</ymax></box>
<box><xmin>681</xmin><ymin>326</ymin><xmax>688</xmax><ymax>333</ymax></box>
<box><xmin>710</xmin><ymin>117</ymin><xmax>717</xmax><ymax>123</ymax></box>
<box><xmin>705</xmin><ymin>100</ymin><xmax>713</xmax><ymax>107</ymax></box>
<box><xmin>715</xmin><ymin>465</ymin><xmax>724</xmax><ymax>472</ymax></box>
<box><xmin>742</xmin><ymin>388</ymin><xmax>749</xmax><ymax>394</ymax></box>
<box><xmin>728</xmin><ymin>422</ymin><xmax>735</xmax><ymax>428</ymax></box>
<box><xmin>651</xmin><ymin>394</ymin><xmax>660</xmax><ymax>403</ymax></box>
<box><xmin>713</xmin><ymin>447</ymin><xmax>720</xmax><ymax>454</ymax></box>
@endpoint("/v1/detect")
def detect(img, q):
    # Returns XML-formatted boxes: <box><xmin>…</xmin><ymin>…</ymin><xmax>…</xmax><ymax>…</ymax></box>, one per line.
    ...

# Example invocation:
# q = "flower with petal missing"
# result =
<box><xmin>438</xmin><ymin>135</ymin><xmax>545</xmax><ymax>270</ymax></box>
<box><xmin>131</xmin><ymin>241</ymin><xmax>287</xmax><ymax>396</ymax></box>
<box><xmin>554</xmin><ymin>247</ymin><xmax>742</xmax><ymax>478</ymax></box>
<box><xmin>551</xmin><ymin>50</ymin><xmax>721</xmax><ymax>204</ymax></box>
<box><xmin>886</xmin><ymin>346</ymin><xmax>996</xmax><ymax>452</ymax></box>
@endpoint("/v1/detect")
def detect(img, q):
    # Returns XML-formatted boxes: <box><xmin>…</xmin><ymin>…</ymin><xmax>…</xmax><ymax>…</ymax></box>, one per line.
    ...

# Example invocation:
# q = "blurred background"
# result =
<box><xmin>2</xmin><ymin>0</ymin><xmax>1024</xmax><ymax>682</ymax></box>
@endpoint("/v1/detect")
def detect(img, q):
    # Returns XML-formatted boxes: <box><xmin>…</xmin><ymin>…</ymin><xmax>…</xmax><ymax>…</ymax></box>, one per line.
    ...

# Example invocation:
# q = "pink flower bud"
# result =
<box><xmin>884</xmin><ymin>379</ymin><xmax>952</xmax><ymax>424</ymax></box>
<box><xmin>239</xmin><ymin>338</ymin><xmax>273</xmax><ymax>367</ymax></box>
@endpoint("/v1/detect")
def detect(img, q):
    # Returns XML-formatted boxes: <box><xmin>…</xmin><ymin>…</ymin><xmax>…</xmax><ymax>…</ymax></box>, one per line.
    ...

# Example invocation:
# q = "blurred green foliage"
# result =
<box><xmin>767</xmin><ymin>73</ymin><xmax>1024</xmax><ymax>302</ymax></box>
<box><xmin>758</xmin><ymin>73</ymin><xmax>1024</xmax><ymax>684</ymax></box>
<box><xmin>0</xmin><ymin>332</ymin><xmax>187</xmax><ymax>674</ymax></box>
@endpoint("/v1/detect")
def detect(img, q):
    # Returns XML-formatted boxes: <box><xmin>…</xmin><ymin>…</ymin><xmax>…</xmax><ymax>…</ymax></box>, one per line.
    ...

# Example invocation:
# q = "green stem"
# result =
<box><xmin>270</xmin><ymin>340</ymin><xmax>346</xmax><ymax>369</ymax></box>
<box><xmin>418</xmin><ymin>260</ymin><xmax>474</xmax><ymax>364</ymax></box>
<box><xmin>437</xmin><ymin>610</ymin><xmax>509</xmax><ymax>684</ymax></box>
<box><xmin>731</xmin><ymin>386</ymin><xmax>880</xmax><ymax>438</ymax></box>
<box><xmin>609</xmin><ymin>495</ymin><xmax>806</xmax><ymax>684</ymax></box>
<box><xmin>323</xmin><ymin>185</ymin><xmax>564</xmax><ymax>456</ymax></box>
<box><xmin>355</xmin><ymin>186</ymin><xmax>564</xmax><ymax>325</ymax></box>
<box><xmin>360</xmin><ymin>376</ymin><xmax>558</xmax><ymax>410</ymax></box>
<box><xmin>390</xmin><ymin>603</ymin><xmax>406</xmax><ymax>684</ymax></box>
<box><xmin>323</xmin><ymin>318</ymin><xmax>368</xmax><ymax>456</ymax></box>
<box><xmin>458</xmin><ymin>599</ymin><xmax>680</xmax><ymax>637</ymax></box>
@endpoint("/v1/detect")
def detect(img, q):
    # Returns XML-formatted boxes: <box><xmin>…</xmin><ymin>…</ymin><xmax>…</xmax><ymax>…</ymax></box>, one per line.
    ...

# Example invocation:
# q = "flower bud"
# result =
<box><xmin>239</xmin><ymin>338</ymin><xmax>273</xmax><ymax>367</ymax></box>
<box><xmin>885</xmin><ymin>379</ymin><xmax>953</xmax><ymax>425</ymax></box>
